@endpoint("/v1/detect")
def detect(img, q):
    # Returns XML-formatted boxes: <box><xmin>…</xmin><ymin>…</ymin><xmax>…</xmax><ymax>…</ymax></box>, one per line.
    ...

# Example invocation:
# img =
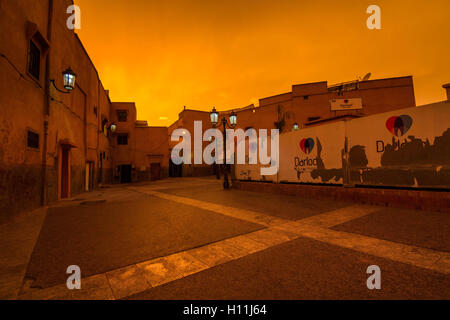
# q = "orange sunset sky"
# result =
<box><xmin>74</xmin><ymin>0</ymin><xmax>450</xmax><ymax>126</ymax></box>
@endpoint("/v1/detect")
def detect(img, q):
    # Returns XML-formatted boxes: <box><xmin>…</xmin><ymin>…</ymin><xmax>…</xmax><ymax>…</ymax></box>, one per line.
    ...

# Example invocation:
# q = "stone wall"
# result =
<box><xmin>233</xmin><ymin>181</ymin><xmax>450</xmax><ymax>213</ymax></box>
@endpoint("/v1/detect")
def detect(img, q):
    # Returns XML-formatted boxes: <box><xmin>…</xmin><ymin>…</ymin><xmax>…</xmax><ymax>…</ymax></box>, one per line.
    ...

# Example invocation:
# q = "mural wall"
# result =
<box><xmin>346</xmin><ymin>102</ymin><xmax>450</xmax><ymax>188</ymax></box>
<box><xmin>234</xmin><ymin>135</ymin><xmax>277</xmax><ymax>182</ymax></box>
<box><xmin>235</xmin><ymin>101</ymin><xmax>450</xmax><ymax>189</ymax></box>
<box><xmin>277</xmin><ymin>121</ymin><xmax>346</xmax><ymax>184</ymax></box>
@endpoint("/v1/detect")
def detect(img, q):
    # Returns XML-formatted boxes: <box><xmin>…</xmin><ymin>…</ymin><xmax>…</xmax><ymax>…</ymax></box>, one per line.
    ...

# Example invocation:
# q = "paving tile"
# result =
<box><xmin>164</xmin><ymin>252</ymin><xmax>209</xmax><ymax>277</ymax></box>
<box><xmin>82</xmin><ymin>273</ymin><xmax>110</xmax><ymax>289</ymax></box>
<box><xmin>136</xmin><ymin>251</ymin><xmax>209</xmax><ymax>287</ymax></box>
<box><xmin>272</xmin><ymin>221</ymin><xmax>306</xmax><ymax>235</ymax></box>
<box><xmin>297</xmin><ymin>205</ymin><xmax>381</xmax><ymax>228</ymax></box>
<box><xmin>106</xmin><ymin>265</ymin><xmax>151</xmax><ymax>299</ymax></box>
<box><xmin>295</xmin><ymin>225</ymin><xmax>450</xmax><ymax>274</ymax></box>
<box><xmin>222</xmin><ymin>235</ymin><xmax>270</xmax><ymax>254</ymax></box>
<box><xmin>433</xmin><ymin>255</ymin><xmax>450</xmax><ymax>273</ymax></box>
<box><xmin>186</xmin><ymin>242</ymin><xmax>248</xmax><ymax>268</ymax></box>
<box><xmin>71</xmin><ymin>286</ymin><xmax>115</xmax><ymax>300</ymax></box>
<box><xmin>18</xmin><ymin>274</ymin><xmax>116</xmax><ymax>300</ymax></box>
<box><xmin>18</xmin><ymin>283</ymin><xmax>70</xmax><ymax>300</ymax></box>
<box><xmin>245</xmin><ymin>228</ymin><xmax>297</xmax><ymax>247</ymax></box>
<box><xmin>71</xmin><ymin>274</ymin><xmax>114</xmax><ymax>300</ymax></box>
<box><xmin>0</xmin><ymin>279</ymin><xmax>22</xmax><ymax>300</ymax></box>
<box><xmin>146</xmin><ymin>191</ymin><xmax>287</xmax><ymax>227</ymax></box>
<box><xmin>0</xmin><ymin>208</ymin><xmax>47</xmax><ymax>300</ymax></box>
<box><xmin>137</xmin><ymin>257</ymin><xmax>184</xmax><ymax>287</ymax></box>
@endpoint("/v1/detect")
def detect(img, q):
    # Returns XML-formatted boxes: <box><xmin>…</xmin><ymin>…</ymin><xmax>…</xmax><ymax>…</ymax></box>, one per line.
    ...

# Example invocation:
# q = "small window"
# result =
<box><xmin>117</xmin><ymin>134</ymin><xmax>128</xmax><ymax>145</ymax></box>
<box><xmin>28</xmin><ymin>40</ymin><xmax>41</xmax><ymax>80</ymax></box>
<box><xmin>117</xmin><ymin>110</ymin><xmax>127</xmax><ymax>122</ymax></box>
<box><xmin>93</xmin><ymin>106</ymin><xmax>98</xmax><ymax>116</ymax></box>
<box><xmin>27</xmin><ymin>130</ymin><xmax>40</xmax><ymax>149</ymax></box>
<box><xmin>303</xmin><ymin>95</ymin><xmax>309</xmax><ymax>100</ymax></box>
<box><xmin>308</xmin><ymin>116</ymin><xmax>321</xmax><ymax>122</ymax></box>
<box><xmin>101</xmin><ymin>119</ymin><xmax>108</xmax><ymax>133</ymax></box>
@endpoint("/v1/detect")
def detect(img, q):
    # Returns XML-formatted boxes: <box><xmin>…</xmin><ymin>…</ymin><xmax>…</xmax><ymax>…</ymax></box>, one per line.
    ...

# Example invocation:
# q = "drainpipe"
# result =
<box><xmin>41</xmin><ymin>0</ymin><xmax>54</xmax><ymax>206</ymax></box>
<box><xmin>97</xmin><ymin>79</ymin><xmax>101</xmax><ymax>186</ymax></box>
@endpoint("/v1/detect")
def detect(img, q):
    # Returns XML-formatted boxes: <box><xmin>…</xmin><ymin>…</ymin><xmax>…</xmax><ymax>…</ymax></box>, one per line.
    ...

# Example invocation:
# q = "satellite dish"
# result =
<box><xmin>362</xmin><ymin>73</ymin><xmax>372</xmax><ymax>81</ymax></box>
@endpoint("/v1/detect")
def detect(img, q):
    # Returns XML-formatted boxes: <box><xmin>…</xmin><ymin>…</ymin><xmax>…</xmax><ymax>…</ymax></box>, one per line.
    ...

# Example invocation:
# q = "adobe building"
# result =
<box><xmin>221</xmin><ymin>76</ymin><xmax>416</xmax><ymax>132</ymax></box>
<box><xmin>168</xmin><ymin>76</ymin><xmax>417</xmax><ymax>177</ymax></box>
<box><xmin>0</xmin><ymin>0</ymin><xmax>168</xmax><ymax>222</ymax></box>
<box><xmin>110</xmin><ymin>101</ymin><xmax>169</xmax><ymax>183</ymax></box>
<box><xmin>443</xmin><ymin>83</ymin><xmax>450</xmax><ymax>101</ymax></box>
<box><xmin>168</xmin><ymin>107</ymin><xmax>215</xmax><ymax>177</ymax></box>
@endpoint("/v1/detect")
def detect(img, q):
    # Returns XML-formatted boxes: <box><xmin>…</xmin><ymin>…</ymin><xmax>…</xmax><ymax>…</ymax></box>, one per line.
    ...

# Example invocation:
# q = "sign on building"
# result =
<box><xmin>330</xmin><ymin>98</ymin><xmax>363</xmax><ymax>111</ymax></box>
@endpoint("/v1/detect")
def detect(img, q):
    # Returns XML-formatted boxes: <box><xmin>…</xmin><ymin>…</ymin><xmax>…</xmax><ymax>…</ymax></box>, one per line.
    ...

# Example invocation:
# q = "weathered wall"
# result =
<box><xmin>135</xmin><ymin>126</ymin><xmax>170</xmax><ymax>180</ymax></box>
<box><xmin>0</xmin><ymin>0</ymin><xmax>50</xmax><ymax>220</ymax></box>
<box><xmin>46</xmin><ymin>0</ymin><xmax>109</xmax><ymax>199</ymax></box>
<box><xmin>1</xmin><ymin>0</ymin><xmax>117</xmax><ymax>220</ymax></box>
<box><xmin>0</xmin><ymin>0</ymin><xmax>174</xmax><ymax>221</ymax></box>
<box><xmin>235</xmin><ymin>101</ymin><xmax>450</xmax><ymax>189</ymax></box>
<box><xmin>97</xmin><ymin>85</ymin><xmax>113</xmax><ymax>185</ymax></box>
<box><xmin>110</xmin><ymin>102</ymin><xmax>137</xmax><ymax>182</ymax></box>
<box><xmin>346</xmin><ymin>101</ymin><xmax>450</xmax><ymax>188</ymax></box>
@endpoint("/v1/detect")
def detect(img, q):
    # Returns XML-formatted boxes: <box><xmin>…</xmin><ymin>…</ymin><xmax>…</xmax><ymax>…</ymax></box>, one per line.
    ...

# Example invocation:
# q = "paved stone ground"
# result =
<box><xmin>159</xmin><ymin>183</ymin><xmax>352</xmax><ymax>221</ymax></box>
<box><xmin>26</xmin><ymin>194</ymin><xmax>263</xmax><ymax>289</ymax></box>
<box><xmin>332</xmin><ymin>207</ymin><xmax>450</xmax><ymax>252</ymax></box>
<box><xmin>0</xmin><ymin>177</ymin><xmax>448</xmax><ymax>300</ymax></box>
<box><xmin>128</xmin><ymin>237</ymin><xmax>450</xmax><ymax>300</ymax></box>
<box><xmin>0</xmin><ymin>207</ymin><xmax>46</xmax><ymax>299</ymax></box>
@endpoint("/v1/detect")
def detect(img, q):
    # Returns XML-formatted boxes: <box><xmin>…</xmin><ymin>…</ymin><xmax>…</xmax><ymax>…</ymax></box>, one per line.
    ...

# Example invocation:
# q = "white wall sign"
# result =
<box><xmin>330</xmin><ymin>98</ymin><xmax>363</xmax><ymax>111</ymax></box>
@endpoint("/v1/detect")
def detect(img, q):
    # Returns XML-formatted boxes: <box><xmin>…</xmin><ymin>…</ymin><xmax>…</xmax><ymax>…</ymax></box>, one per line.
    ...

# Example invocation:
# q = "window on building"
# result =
<box><xmin>101</xmin><ymin>118</ymin><xmax>108</xmax><ymax>133</ymax></box>
<box><xmin>117</xmin><ymin>134</ymin><xmax>128</xmax><ymax>145</ymax></box>
<box><xmin>28</xmin><ymin>40</ymin><xmax>41</xmax><ymax>80</ymax></box>
<box><xmin>93</xmin><ymin>106</ymin><xmax>98</xmax><ymax>116</ymax></box>
<box><xmin>303</xmin><ymin>95</ymin><xmax>309</xmax><ymax>100</ymax></box>
<box><xmin>117</xmin><ymin>110</ymin><xmax>128</xmax><ymax>122</ymax></box>
<box><xmin>27</xmin><ymin>130</ymin><xmax>40</xmax><ymax>149</ymax></box>
<box><xmin>308</xmin><ymin>116</ymin><xmax>321</xmax><ymax>122</ymax></box>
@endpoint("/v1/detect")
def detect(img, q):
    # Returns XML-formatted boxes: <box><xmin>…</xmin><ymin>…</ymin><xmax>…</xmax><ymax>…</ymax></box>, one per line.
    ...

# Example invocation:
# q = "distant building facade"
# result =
<box><xmin>168</xmin><ymin>76</ymin><xmax>417</xmax><ymax>177</ymax></box>
<box><xmin>223</xmin><ymin>76</ymin><xmax>416</xmax><ymax>131</ymax></box>
<box><xmin>168</xmin><ymin>108</ymin><xmax>214</xmax><ymax>177</ymax></box>
<box><xmin>0</xmin><ymin>0</ymin><xmax>168</xmax><ymax>222</ymax></box>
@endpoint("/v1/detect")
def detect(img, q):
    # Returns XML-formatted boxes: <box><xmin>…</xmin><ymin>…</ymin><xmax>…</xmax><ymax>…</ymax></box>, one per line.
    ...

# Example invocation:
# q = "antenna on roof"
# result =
<box><xmin>362</xmin><ymin>73</ymin><xmax>372</xmax><ymax>81</ymax></box>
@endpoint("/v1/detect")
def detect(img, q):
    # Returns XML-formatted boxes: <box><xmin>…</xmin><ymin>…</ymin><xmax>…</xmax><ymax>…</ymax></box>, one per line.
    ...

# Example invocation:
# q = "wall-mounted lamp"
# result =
<box><xmin>50</xmin><ymin>67</ymin><xmax>76</xmax><ymax>94</ymax></box>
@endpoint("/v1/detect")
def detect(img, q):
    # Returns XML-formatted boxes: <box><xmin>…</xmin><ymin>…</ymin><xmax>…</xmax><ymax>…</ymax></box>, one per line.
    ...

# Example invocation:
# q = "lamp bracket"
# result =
<box><xmin>50</xmin><ymin>79</ymin><xmax>71</xmax><ymax>94</ymax></box>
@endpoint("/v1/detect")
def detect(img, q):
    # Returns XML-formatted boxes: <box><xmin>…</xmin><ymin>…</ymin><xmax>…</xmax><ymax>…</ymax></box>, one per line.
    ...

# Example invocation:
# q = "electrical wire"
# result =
<box><xmin>1</xmin><ymin>52</ymin><xmax>94</xmax><ymax>125</ymax></box>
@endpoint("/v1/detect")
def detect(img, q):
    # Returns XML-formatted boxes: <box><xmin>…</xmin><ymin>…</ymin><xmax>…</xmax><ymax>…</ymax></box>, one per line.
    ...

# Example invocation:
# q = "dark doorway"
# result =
<box><xmin>169</xmin><ymin>159</ymin><xmax>182</xmax><ymax>177</ymax></box>
<box><xmin>150</xmin><ymin>163</ymin><xmax>161</xmax><ymax>181</ymax></box>
<box><xmin>119</xmin><ymin>165</ymin><xmax>132</xmax><ymax>184</ymax></box>
<box><xmin>61</xmin><ymin>148</ymin><xmax>70</xmax><ymax>199</ymax></box>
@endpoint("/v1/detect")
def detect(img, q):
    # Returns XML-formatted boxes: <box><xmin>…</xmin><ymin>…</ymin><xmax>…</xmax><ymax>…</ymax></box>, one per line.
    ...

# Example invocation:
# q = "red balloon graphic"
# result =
<box><xmin>386</xmin><ymin>115</ymin><xmax>413</xmax><ymax>137</ymax></box>
<box><xmin>300</xmin><ymin>138</ymin><xmax>315</xmax><ymax>154</ymax></box>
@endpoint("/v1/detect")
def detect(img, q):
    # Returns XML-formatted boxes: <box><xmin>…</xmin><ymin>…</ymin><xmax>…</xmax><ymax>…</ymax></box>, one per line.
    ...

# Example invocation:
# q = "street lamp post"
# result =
<box><xmin>210</xmin><ymin>107</ymin><xmax>237</xmax><ymax>189</ymax></box>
